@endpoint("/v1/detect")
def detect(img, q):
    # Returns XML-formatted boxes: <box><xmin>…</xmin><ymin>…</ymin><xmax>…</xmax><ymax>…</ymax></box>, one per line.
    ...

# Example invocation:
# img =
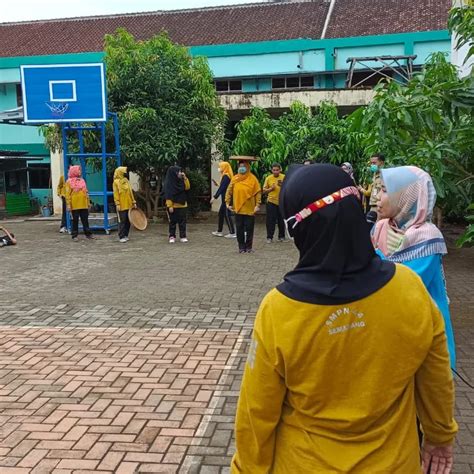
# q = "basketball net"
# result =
<box><xmin>45</xmin><ymin>102</ymin><xmax>69</xmax><ymax>118</ymax></box>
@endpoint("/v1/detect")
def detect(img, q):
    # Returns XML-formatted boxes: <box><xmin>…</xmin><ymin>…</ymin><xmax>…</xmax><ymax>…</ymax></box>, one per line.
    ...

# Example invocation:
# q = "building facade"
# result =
<box><xmin>0</xmin><ymin>0</ymin><xmax>452</xmax><ymax>215</ymax></box>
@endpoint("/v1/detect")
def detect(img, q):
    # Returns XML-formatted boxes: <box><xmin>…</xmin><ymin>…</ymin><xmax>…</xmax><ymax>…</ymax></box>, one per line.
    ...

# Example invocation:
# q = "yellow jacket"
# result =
<box><xmin>225</xmin><ymin>180</ymin><xmax>262</xmax><ymax>216</ymax></box>
<box><xmin>57</xmin><ymin>176</ymin><xmax>66</xmax><ymax>198</ymax></box>
<box><xmin>166</xmin><ymin>177</ymin><xmax>190</xmax><ymax>209</ymax></box>
<box><xmin>113</xmin><ymin>167</ymin><xmax>136</xmax><ymax>211</ymax></box>
<box><xmin>65</xmin><ymin>183</ymin><xmax>89</xmax><ymax>211</ymax></box>
<box><xmin>232</xmin><ymin>264</ymin><xmax>457</xmax><ymax>473</ymax></box>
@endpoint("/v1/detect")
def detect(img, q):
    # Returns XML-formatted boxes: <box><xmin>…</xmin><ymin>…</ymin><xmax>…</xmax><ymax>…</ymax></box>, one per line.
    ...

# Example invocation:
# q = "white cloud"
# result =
<box><xmin>1</xmin><ymin>0</ymin><xmax>257</xmax><ymax>23</ymax></box>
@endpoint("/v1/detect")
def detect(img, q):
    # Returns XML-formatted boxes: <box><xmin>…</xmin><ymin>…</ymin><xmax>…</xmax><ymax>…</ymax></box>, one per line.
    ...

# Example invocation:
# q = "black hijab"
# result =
<box><xmin>277</xmin><ymin>164</ymin><xmax>395</xmax><ymax>305</ymax></box>
<box><xmin>164</xmin><ymin>166</ymin><xmax>186</xmax><ymax>205</ymax></box>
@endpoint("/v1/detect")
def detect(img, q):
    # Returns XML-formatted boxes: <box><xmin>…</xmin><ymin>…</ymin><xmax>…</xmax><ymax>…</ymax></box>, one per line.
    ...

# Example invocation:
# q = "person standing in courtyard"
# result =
<box><xmin>113</xmin><ymin>166</ymin><xmax>137</xmax><ymax>243</ymax></box>
<box><xmin>65</xmin><ymin>165</ymin><xmax>94</xmax><ymax>242</ymax></box>
<box><xmin>358</xmin><ymin>153</ymin><xmax>385</xmax><ymax>228</ymax></box>
<box><xmin>263</xmin><ymin>163</ymin><xmax>286</xmax><ymax>243</ymax></box>
<box><xmin>57</xmin><ymin>174</ymin><xmax>67</xmax><ymax>233</ymax></box>
<box><xmin>373</xmin><ymin>165</ymin><xmax>456</xmax><ymax>369</ymax></box>
<box><xmin>210</xmin><ymin>161</ymin><xmax>236</xmax><ymax>238</ymax></box>
<box><xmin>226</xmin><ymin>157</ymin><xmax>261</xmax><ymax>253</ymax></box>
<box><xmin>232</xmin><ymin>164</ymin><xmax>457</xmax><ymax>473</ymax></box>
<box><xmin>164</xmin><ymin>165</ymin><xmax>190</xmax><ymax>244</ymax></box>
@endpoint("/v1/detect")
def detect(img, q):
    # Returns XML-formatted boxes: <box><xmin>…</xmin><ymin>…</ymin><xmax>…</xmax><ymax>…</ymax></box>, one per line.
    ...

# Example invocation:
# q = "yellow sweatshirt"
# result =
<box><xmin>113</xmin><ymin>178</ymin><xmax>136</xmax><ymax>211</ymax></box>
<box><xmin>57</xmin><ymin>176</ymin><xmax>66</xmax><ymax>198</ymax></box>
<box><xmin>166</xmin><ymin>177</ymin><xmax>190</xmax><ymax>209</ymax></box>
<box><xmin>225</xmin><ymin>181</ymin><xmax>262</xmax><ymax>216</ymax></box>
<box><xmin>232</xmin><ymin>264</ymin><xmax>457</xmax><ymax>473</ymax></box>
<box><xmin>65</xmin><ymin>183</ymin><xmax>89</xmax><ymax>211</ymax></box>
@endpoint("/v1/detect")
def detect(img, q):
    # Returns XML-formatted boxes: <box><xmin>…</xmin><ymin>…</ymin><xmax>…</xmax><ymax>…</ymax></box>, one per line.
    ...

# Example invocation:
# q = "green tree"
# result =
<box><xmin>349</xmin><ymin>53</ymin><xmax>474</xmax><ymax>222</ymax></box>
<box><xmin>448</xmin><ymin>1</ymin><xmax>474</xmax><ymax>65</ymax></box>
<box><xmin>104</xmin><ymin>29</ymin><xmax>226</xmax><ymax>216</ymax></box>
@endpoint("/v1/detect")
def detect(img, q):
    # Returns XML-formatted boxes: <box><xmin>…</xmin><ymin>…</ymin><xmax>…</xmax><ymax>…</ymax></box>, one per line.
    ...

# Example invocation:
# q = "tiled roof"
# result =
<box><xmin>326</xmin><ymin>0</ymin><xmax>451</xmax><ymax>38</ymax></box>
<box><xmin>0</xmin><ymin>0</ymin><xmax>451</xmax><ymax>59</ymax></box>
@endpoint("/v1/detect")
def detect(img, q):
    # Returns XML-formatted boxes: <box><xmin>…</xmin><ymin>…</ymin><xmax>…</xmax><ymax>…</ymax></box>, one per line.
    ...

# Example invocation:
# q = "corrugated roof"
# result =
<box><xmin>0</xmin><ymin>0</ymin><xmax>450</xmax><ymax>59</ymax></box>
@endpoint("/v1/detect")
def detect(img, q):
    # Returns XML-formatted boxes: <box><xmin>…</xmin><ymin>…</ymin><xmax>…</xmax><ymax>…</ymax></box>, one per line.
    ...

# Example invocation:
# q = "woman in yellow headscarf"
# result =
<box><xmin>225</xmin><ymin>158</ymin><xmax>261</xmax><ymax>253</ymax></box>
<box><xmin>113</xmin><ymin>166</ymin><xmax>136</xmax><ymax>243</ymax></box>
<box><xmin>210</xmin><ymin>161</ymin><xmax>236</xmax><ymax>238</ymax></box>
<box><xmin>57</xmin><ymin>175</ymin><xmax>67</xmax><ymax>233</ymax></box>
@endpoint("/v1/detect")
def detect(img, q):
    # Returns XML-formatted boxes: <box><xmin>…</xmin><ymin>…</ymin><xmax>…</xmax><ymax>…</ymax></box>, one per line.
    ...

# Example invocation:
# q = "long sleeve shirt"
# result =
<box><xmin>232</xmin><ymin>264</ymin><xmax>457</xmax><ymax>473</ymax></box>
<box><xmin>214</xmin><ymin>175</ymin><xmax>231</xmax><ymax>203</ymax></box>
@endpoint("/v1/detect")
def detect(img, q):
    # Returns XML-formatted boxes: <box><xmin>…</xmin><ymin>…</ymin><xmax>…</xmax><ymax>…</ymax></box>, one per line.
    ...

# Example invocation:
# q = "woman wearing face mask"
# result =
<box><xmin>232</xmin><ymin>164</ymin><xmax>457</xmax><ymax>474</ymax></box>
<box><xmin>372</xmin><ymin>166</ymin><xmax>456</xmax><ymax>369</ymax></box>
<box><xmin>210</xmin><ymin>161</ymin><xmax>236</xmax><ymax>238</ymax></box>
<box><xmin>164</xmin><ymin>165</ymin><xmax>191</xmax><ymax>244</ymax></box>
<box><xmin>225</xmin><ymin>157</ymin><xmax>261</xmax><ymax>253</ymax></box>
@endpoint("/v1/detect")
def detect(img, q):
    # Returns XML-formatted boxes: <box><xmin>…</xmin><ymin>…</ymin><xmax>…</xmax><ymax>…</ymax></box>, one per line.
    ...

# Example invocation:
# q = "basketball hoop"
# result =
<box><xmin>45</xmin><ymin>102</ymin><xmax>69</xmax><ymax>118</ymax></box>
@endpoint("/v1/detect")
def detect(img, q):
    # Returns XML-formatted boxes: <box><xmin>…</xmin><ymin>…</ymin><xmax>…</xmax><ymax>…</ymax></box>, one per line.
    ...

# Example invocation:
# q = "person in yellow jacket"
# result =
<box><xmin>231</xmin><ymin>164</ymin><xmax>457</xmax><ymax>474</ymax></box>
<box><xmin>57</xmin><ymin>175</ymin><xmax>67</xmax><ymax>233</ymax></box>
<box><xmin>225</xmin><ymin>158</ymin><xmax>261</xmax><ymax>253</ymax></box>
<box><xmin>113</xmin><ymin>166</ymin><xmax>136</xmax><ymax>243</ymax></box>
<box><xmin>65</xmin><ymin>165</ymin><xmax>94</xmax><ymax>241</ymax></box>
<box><xmin>164</xmin><ymin>165</ymin><xmax>190</xmax><ymax>244</ymax></box>
<box><xmin>262</xmin><ymin>163</ymin><xmax>285</xmax><ymax>243</ymax></box>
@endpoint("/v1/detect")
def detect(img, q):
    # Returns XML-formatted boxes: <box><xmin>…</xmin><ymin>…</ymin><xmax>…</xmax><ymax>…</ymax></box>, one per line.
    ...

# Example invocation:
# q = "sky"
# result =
<box><xmin>1</xmin><ymin>0</ymin><xmax>257</xmax><ymax>23</ymax></box>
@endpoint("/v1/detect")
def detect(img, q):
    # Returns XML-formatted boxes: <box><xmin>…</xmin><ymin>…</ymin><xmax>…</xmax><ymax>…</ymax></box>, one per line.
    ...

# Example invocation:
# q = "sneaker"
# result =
<box><xmin>180</xmin><ymin>238</ymin><xmax>189</xmax><ymax>243</ymax></box>
<box><xmin>247</xmin><ymin>248</ymin><xmax>255</xmax><ymax>254</ymax></box>
<box><xmin>266</xmin><ymin>238</ymin><xmax>273</xmax><ymax>244</ymax></box>
<box><xmin>225</xmin><ymin>233</ymin><xmax>237</xmax><ymax>239</ymax></box>
<box><xmin>86</xmin><ymin>235</ymin><xmax>96</xmax><ymax>240</ymax></box>
<box><xmin>239</xmin><ymin>249</ymin><xmax>246</xmax><ymax>254</ymax></box>
<box><xmin>124</xmin><ymin>237</ymin><xmax>130</xmax><ymax>242</ymax></box>
<box><xmin>169</xmin><ymin>237</ymin><xmax>176</xmax><ymax>244</ymax></box>
<box><xmin>59</xmin><ymin>227</ymin><xmax>67</xmax><ymax>233</ymax></box>
<box><xmin>72</xmin><ymin>237</ymin><xmax>79</xmax><ymax>242</ymax></box>
<box><xmin>119</xmin><ymin>238</ymin><xmax>127</xmax><ymax>243</ymax></box>
<box><xmin>212</xmin><ymin>231</ymin><xmax>224</xmax><ymax>237</ymax></box>
<box><xmin>278</xmin><ymin>237</ymin><xmax>287</xmax><ymax>242</ymax></box>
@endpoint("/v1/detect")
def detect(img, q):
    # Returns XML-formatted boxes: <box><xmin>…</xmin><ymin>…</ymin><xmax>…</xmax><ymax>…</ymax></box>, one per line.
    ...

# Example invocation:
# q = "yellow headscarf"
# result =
<box><xmin>113</xmin><ymin>166</ymin><xmax>132</xmax><ymax>194</ymax></box>
<box><xmin>219</xmin><ymin>161</ymin><xmax>234</xmax><ymax>180</ymax></box>
<box><xmin>231</xmin><ymin>162</ymin><xmax>261</xmax><ymax>213</ymax></box>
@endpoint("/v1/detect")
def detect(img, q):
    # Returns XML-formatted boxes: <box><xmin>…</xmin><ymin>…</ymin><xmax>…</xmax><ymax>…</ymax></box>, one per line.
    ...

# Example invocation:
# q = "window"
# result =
<box><xmin>28</xmin><ymin>164</ymin><xmax>51</xmax><ymax>189</ymax></box>
<box><xmin>214</xmin><ymin>80</ymin><xmax>242</xmax><ymax>92</ymax></box>
<box><xmin>272</xmin><ymin>76</ymin><xmax>315</xmax><ymax>90</ymax></box>
<box><xmin>16</xmin><ymin>84</ymin><xmax>23</xmax><ymax>107</ymax></box>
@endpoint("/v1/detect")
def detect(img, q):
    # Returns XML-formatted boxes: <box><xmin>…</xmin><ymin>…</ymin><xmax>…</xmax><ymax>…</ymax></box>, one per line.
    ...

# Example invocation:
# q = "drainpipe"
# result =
<box><xmin>321</xmin><ymin>0</ymin><xmax>336</xmax><ymax>40</ymax></box>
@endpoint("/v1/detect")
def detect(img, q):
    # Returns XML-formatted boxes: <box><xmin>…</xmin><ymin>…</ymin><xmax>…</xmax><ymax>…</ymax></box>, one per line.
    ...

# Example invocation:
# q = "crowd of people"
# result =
<box><xmin>1</xmin><ymin>152</ymin><xmax>459</xmax><ymax>472</ymax></box>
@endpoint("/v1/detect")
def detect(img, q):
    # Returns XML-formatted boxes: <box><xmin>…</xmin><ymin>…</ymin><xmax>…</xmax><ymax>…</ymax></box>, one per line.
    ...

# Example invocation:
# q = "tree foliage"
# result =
<box><xmin>448</xmin><ymin>1</ymin><xmax>474</xmax><ymax>65</ymax></box>
<box><xmin>104</xmin><ymin>28</ymin><xmax>226</xmax><ymax>216</ymax></box>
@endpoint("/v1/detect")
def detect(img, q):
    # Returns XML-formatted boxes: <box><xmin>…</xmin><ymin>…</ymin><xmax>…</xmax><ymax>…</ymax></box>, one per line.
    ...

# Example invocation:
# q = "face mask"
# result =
<box><xmin>369</xmin><ymin>164</ymin><xmax>379</xmax><ymax>173</ymax></box>
<box><xmin>238</xmin><ymin>166</ymin><xmax>247</xmax><ymax>174</ymax></box>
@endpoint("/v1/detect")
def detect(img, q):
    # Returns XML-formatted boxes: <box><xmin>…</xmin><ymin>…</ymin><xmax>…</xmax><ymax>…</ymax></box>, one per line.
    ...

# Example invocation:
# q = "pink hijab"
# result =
<box><xmin>372</xmin><ymin>166</ymin><xmax>446</xmax><ymax>261</ymax></box>
<box><xmin>67</xmin><ymin>165</ymin><xmax>87</xmax><ymax>193</ymax></box>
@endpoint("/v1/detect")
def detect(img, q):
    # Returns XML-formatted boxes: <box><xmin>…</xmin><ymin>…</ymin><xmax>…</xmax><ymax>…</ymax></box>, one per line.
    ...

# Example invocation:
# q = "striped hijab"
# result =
<box><xmin>372</xmin><ymin>166</ymin><xmax>447</xmax><ymax>262</ymax></box>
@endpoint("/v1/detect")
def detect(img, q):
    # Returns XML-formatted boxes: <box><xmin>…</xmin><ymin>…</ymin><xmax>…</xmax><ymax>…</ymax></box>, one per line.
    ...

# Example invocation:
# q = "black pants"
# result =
<box><xmin>71</xmin><ymin>209</ymin><xmax>92</xmax><ymax>238</ymax></box>
<box><xmin>217</xmin><ymin>201</ymin><xmax>235</xmax><ymax>234</ymax></box>
<box><xmin>266</xmin><ymin>202</ymin><xmax>285</xmax><ymax>240</ymax></box>
<box><xmin>60</xmin><ymin>196</ymin><xmax>67</xmax><ymax>228</ymax></box>
<box><xmin>118</xmin><ymin>210</ymin><xmax>131</xmax><ymax>239</ymax></box>
<box><xmin>169</xmin><ymin>208</ymin><xmax>186</xmax><ymax>238</ymax></box>
<box><xmin>235</xmin><ymin>214</ymin><xmax>255</xmax><ymax>251</ymax></box>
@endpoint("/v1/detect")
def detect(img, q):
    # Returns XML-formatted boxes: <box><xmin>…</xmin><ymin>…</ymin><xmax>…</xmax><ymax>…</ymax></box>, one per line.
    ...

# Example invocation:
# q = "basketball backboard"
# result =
<box><xmin>20</xmin><ymin>63</ymin><xmax>107</xmax><ymax>123</ymax></box>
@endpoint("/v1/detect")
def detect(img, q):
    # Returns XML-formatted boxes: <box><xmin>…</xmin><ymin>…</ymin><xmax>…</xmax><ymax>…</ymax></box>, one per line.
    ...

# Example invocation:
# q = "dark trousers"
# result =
<box><xmin>169</xmin><ymin>208</ymin><xmax>186</xmax><ymax>238</ymax></box>
<box><xmin>266</xmin><ymin>202</ymin><xmax>285</xmax><ymax>240</ymax></box>
<box><xmin>217</xmin><ymin>201</ymin><xmax>235</xmax><ymax>234</ymax></box>
<box><xmin>118</xmin><ymin>210</ymin><xmax>131</xmax><ymax>239</ymax></box>
<box><xmin>60</xmin><ymin>196</ymin><xmax>67</xmax><ymax>228</ymax></box>
<box><xmin>71</xmin><ymin>209</ymin><xmax>92</xmax><ymax>238</ymax></box>
<box><xmin>235</xmin><ymin>214</ymin><xmax>255</xmax><ymax>251</ymax></box>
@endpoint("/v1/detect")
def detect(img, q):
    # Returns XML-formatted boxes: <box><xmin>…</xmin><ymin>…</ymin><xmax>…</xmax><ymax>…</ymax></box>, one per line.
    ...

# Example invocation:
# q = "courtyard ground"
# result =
<box><xmin>0</xmin><ymin>219</ymin><xmax>472</xmax><ymax>473</ymax></box>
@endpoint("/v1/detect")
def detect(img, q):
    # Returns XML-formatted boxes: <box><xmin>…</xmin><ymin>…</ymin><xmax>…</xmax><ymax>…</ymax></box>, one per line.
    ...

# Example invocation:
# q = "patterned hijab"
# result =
<box><xmin>372</xmin><ymin>166</ymin><xmax>447</xmax><ymax>262</ymax></box>
<box><xmin>67</xmin><ymin>165</ymin><xmax>87</xmax><ymax>193</ymax></box>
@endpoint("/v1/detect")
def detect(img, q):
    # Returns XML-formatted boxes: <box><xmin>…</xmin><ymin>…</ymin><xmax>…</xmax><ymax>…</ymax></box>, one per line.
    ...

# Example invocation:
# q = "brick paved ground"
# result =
<box><xmin>0</xmin><ymin>220</ymin><xmax>472</xmax><ymax>473</ymax></box>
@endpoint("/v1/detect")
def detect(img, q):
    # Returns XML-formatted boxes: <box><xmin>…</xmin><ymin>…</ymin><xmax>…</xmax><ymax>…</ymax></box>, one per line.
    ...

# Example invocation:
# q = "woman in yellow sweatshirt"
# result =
<box><xmin>231</xmin><ymin>164</ymin><xmax>457</xmax><ymax>474</ymax></box>
<box><xmin>164</xmin><ymin>165</ymin><xmax>190</xmax><ymax>244</ymax></box>
<box><xmin>225</xmin><ymin>158</ymin><xmax>261</xmax><ymax>253</ymax></box>
<box><xmin>113</xmin><ymin>166</ymin><xmax>136</xmax><ymax>243</ymax></box>
<box><xmin>65</xmin><ymin>165</ymin><xmax>94</xmax><ymax>242</ymax></box>
<box><xmin>56</xmin><ymin>175</ymin><xmax>67</xmax><ymax>233</ymax></box>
